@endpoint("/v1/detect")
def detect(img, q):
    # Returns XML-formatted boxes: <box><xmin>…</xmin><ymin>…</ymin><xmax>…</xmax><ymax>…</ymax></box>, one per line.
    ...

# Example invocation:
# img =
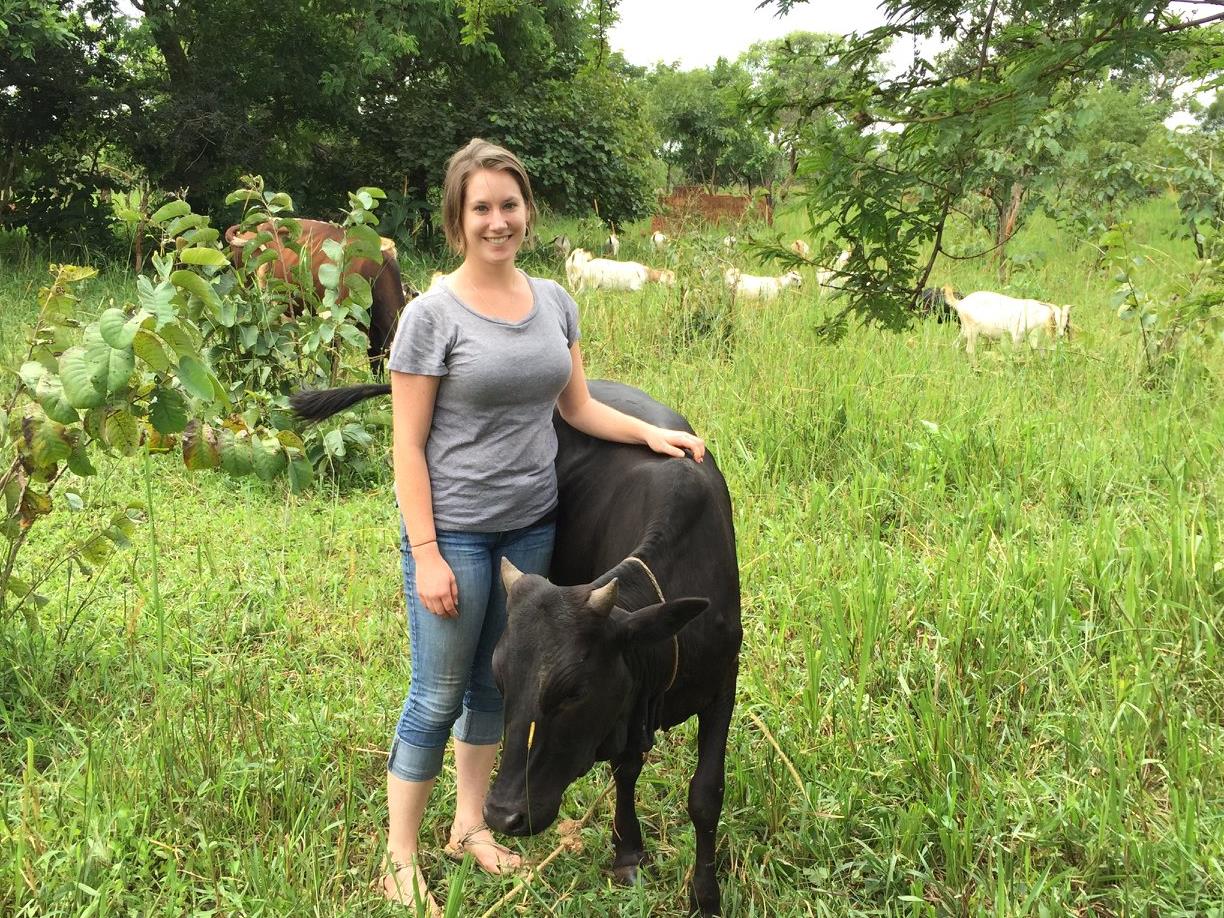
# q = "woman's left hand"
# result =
<box><xmin>645</xmin><ymin>426</ymin><xmax>705</xmax><ymax>463</ymax></box>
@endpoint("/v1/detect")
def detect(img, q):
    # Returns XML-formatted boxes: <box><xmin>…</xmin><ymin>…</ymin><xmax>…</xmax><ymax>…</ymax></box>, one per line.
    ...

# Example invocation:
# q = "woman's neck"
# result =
<box><xmin>454</xmin><ymin>259</ymin><xmax>519</xmax><ymax>289</ymax></box>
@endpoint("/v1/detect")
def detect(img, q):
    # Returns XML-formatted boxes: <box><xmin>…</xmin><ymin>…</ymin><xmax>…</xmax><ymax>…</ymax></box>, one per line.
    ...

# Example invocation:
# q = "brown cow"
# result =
<box><xmin>224</xmin><ymin>218</ymin><xmax>409</xmax><ymax>376</ymax></box>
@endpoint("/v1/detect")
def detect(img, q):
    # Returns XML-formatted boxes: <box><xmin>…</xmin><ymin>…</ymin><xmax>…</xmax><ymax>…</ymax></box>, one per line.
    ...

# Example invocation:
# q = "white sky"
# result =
<box><xmin>607</xmin><ymin>0</ymin><xmax>902</xmax><ymax>71</ymax></box>
<box><xmin>608</xmin><ymin>0</ymin><xmax>1212</xmax><ymax>128</ymax></box>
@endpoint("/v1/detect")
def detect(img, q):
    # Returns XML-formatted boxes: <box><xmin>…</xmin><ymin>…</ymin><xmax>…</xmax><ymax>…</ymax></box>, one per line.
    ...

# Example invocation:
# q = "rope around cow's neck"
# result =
<box><xmin>624</xmin><ymin>555</ymin><xmax>679</xmax><ymax>693</ymax></box>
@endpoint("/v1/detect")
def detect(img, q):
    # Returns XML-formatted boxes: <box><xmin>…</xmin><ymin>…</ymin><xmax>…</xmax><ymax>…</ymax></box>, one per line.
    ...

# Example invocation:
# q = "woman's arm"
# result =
<box><xmin>391</xmin><ymin>370</ymin><xmax>459</xmax><ymax>616</ymax></box>
<box><xmin>556</xmin><ymin>343</ymin><xmax>705</xmax><ymax>462</ymax></box>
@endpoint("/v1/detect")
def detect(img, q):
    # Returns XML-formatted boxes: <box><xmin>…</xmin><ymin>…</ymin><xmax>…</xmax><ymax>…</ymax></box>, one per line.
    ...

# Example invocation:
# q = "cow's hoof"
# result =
<box><xmin>613</xmin><ymin>864</ymin><xmax>641</xmax><ymax>886</ymax></box>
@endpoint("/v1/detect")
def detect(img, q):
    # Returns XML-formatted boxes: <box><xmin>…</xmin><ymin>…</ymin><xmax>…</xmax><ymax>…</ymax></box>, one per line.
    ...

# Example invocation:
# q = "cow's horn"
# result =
<box><xmin>501</xmin><ymin>557</ymin><xmax>524</xmax><ymax>592</ymax></box>
<box><xmin>588</xmin><ymin>578</ymin><xmax>618</xmax><ymax>617</ymax></box>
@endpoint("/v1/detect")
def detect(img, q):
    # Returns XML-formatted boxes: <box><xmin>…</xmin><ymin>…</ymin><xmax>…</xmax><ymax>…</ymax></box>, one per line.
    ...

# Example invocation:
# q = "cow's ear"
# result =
<box><xmin>620</xmin><ymin>597</ymin><xmax>708</xmax><ymax>646</ymax></box>
<box><xmin>588</xmin><ymin>579</ymin><xmax>618</xmax><ymax>618</ymax></box>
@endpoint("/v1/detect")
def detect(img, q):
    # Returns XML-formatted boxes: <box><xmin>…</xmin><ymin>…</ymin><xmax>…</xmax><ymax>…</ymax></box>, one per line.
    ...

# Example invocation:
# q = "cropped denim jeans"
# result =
<box><xmin>387</xmin><ymin>517</ymin><xmax>555</xmax><ymax>783</ymax></box>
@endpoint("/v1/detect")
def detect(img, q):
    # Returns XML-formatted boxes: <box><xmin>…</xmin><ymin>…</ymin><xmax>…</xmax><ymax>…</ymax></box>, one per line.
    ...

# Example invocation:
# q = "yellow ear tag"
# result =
<box><xmin>527</xmin><ymin>720</ymin><xmax>536</xmax><ymax>751</ymax></box>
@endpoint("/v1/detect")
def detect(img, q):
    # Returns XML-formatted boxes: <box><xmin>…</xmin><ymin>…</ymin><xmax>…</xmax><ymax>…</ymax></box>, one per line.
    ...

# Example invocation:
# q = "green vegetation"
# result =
<box><xmin>2</xmin><ymin>192</ymin><xmax>1221</xmax><ymax>914</ymax></box>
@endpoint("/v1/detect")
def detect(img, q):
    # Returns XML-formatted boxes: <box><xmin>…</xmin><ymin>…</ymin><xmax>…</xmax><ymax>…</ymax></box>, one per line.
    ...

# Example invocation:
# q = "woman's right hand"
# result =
<box><xmin>414</xmin><ymin>545</ymin><xmax>459</xmax><ymax>617</ymax></box>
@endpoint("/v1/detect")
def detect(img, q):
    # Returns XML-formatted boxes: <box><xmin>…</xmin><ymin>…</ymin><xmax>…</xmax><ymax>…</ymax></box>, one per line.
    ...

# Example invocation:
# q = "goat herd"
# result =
<box><xmin>411</xmin><ymin>227</ymin><xmax>1076</xmax><ymax>355</ymax></box>
<box><xmin>545</xmin><ymin>230</ymin><xmax>1076</xmax><ymax>353</ymax></box>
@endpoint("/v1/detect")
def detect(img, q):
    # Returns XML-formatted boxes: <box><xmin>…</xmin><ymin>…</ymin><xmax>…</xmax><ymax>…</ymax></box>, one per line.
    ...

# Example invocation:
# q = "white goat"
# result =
<box><xmin>651</xmin><ymin>231</ymin><xmax>669</xmax><ymax>251</ymax></box>
<box><xmin>722</xmin><ymin>235</ymin><xmax>737</xmax><ymax>249</ymax></box>
<box><xmin>815</xmin><ymin>249</ymin><xmax>851</xmax><ymax>291</ymax></box>
<box><xmin>572</xmin><ymin>256</ymin><xmax>674</xmax><ymax>292</ymax></box>
<box><xmin>724</xmin><ymin>267</ymin><xmax>803</xmax><ymax>302</ymax></box>
<box><xmin>943</xmin><ymin>286</ymin><xmax>1072</xmax><ymax>354</ymax></box>
<box><xmin>605</xmin><ymin>232</ymin><xmax>621</xmax><ymax>257</ymax></box>
<box><xmin>565</xmin><ymin>248</ymin><xmax>593</xmax><ymax>290</ymax></box>
<box><xmin>789</xmin><ymin>239</ymin><xmax>812</xmax><ymax>258</ymax></box>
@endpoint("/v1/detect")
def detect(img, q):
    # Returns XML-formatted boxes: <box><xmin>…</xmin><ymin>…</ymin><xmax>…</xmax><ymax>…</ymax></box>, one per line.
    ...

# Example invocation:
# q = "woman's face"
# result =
<box><xmin>461</xmin><ymin>168</ymin><xmax>528</xmax><ymax>266</ymax></box>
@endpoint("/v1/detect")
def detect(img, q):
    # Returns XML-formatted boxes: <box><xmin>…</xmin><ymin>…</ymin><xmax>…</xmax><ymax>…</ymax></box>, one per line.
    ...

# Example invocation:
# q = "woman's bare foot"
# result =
<box><xmin>444</xmin><ymin>821</ymin><xmax>522</xmax><ymax>875</ymax></box>
<box><xmin>380</xmin><ymin>858</ymin><xmax>441</xmax><ymax>916</ymax></box>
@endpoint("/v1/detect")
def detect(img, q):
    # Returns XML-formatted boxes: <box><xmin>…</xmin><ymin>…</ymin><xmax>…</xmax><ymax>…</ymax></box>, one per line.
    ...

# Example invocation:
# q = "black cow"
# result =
<box><xmin>487</xmin><ymin>381</ymin><xmax>741</xmax><ymax>916</ymax></box>
<box><xmin>288</xmin><ymin>380</ymin><xmax>742</xmax><ymax>914</ymax></box>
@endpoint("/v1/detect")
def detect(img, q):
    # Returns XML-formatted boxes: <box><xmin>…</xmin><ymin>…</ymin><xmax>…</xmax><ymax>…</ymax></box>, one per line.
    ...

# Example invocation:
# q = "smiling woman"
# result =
<box><xmin>376</xmin><ymin>138</ymin><xmax>707</xmax><ymax>914</ymax></box>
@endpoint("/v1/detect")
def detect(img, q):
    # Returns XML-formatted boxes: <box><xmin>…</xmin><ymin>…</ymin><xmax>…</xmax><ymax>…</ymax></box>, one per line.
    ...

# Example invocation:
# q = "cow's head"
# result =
<box><xmin>485</xmin><ymin>558</ymin><xmax>708</xmax><ymax>836</ymax></box>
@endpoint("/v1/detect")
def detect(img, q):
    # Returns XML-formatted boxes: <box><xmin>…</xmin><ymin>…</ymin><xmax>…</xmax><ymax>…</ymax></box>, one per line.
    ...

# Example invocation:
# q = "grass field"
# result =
<box><xmin>2</xmin><ymin>196</ymin><xmax>1222</xmax><ymax>916</ymax></box>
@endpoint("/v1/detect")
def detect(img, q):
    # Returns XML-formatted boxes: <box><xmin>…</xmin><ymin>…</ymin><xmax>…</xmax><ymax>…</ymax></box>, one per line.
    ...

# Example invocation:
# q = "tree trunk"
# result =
<box><xmin>994</xmin><ymin>180</ymin><xmax>1025</xmax><ymax>284</ymax></box>
<box><xmin>140</xmin><ymin>1</ymin><xmax>192</xmax><ymax>86</ymax></box>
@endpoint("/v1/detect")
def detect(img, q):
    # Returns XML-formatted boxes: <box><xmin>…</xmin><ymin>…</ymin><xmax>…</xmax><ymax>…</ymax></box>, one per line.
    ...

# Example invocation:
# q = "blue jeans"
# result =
<box><xmin>387</xmin><ymin>517</ymin><xmax>555</xmax><ymax>783</ymax></box>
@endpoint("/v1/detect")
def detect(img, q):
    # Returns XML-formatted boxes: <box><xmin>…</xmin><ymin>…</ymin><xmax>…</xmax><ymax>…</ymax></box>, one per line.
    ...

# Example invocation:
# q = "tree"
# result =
<box><xmin>758</xmin><ymin>0</ymin><xmax>1224</xmax><ymax>328</ymax></box>
<box><xmin>740</xmin><ymin>31</ymin><xmax>889</xmax><ymax>190</ymax></box>
<box><xmin>641</xmin><ymin>59</ymin><xmax>778</xmax><ymax>191</ymax></box>
<box><xmin>0</xmin><ymin>0</ymin><xmax>136</xmax><ymax>247</ymax></box>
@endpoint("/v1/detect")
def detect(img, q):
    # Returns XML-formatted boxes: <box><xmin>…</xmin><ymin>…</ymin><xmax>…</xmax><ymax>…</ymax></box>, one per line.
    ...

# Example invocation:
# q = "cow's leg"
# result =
<box><xmin>610</xmin><ymin>753</ymin><xmax>646</xmax><ymax>885</ymax></box>
<box><xmin>689</xmin><ymin>688</ymin><xmax>734</xmax><ymax>915</ymax></box>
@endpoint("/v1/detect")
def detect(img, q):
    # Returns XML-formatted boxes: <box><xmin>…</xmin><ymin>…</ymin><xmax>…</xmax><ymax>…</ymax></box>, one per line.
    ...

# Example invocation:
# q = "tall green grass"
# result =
<box><xmin>2</xmin><ymin>196</ymin><xmax>1221</xmax><ymax>916</ymax></box>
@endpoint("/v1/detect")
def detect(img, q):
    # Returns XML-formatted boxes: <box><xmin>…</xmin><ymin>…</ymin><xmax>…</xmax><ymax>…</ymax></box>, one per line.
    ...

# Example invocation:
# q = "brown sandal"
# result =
<box><xmin>443</xmin><ymin>823</ymin><xmax>522</xmax><ymax>875</ymax></box>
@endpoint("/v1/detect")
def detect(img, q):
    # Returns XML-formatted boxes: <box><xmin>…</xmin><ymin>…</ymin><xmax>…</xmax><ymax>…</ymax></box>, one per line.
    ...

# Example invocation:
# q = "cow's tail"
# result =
<box><xmin>290</xmin><ymin>383</ymin><xmax>391</xmax><ymax>421</ymax></box>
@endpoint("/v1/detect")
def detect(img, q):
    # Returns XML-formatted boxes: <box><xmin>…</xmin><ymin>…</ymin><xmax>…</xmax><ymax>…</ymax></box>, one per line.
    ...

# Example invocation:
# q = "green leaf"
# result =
<box><xmin>182</xmin><ymin>420</ymin><xmax>220</xmax><ymax>470</ymax></box>
<box><xmin>179</xmin><ymin>247</ymin><xmax>230</xmax><ymax>268</ymax></box>
<box><xmin>165</xmin><ymin>213</ymin><xmax>207</xmax><ymax>237</ymax></box>
<box><xmin>318</xmin><ymin>262</ymin><xmax>341</xmax><ymax>290</ymax></box>
<box><xmin>5</xmin><ymin>574</ymin><xmax>50</xmax><ymax>607</ymax></box>
<box><xmin>275</xmin><ymin>429</ymin><xmax>305</xmax><ymax>451</ymax></box>
<box><xmin>35</xmin><ymin>375</ymin><xmax>79</xmax><ymax>425</ymax></box>
<box><xmin>225</xmin><ymin>189</ymin><xmax>261</xmax><ymax>205</ymax></box>
<box><xmin>251</xmin><ymin>435</ymin><xmax>288</xmax><ymax>481</ymax></box>
<box><xmin>19</xmin><ymin>361</ymin><xmax>47</xmax><ymax>391</ymax></box>
<box><xmin>170</xmin><ymin>269</ymin><xmax>222</xmax><ymax>311</ymax></box>
<box><xmin>149</xmin><ymin>388</ymin><xmax>188</xmax><ymax>434</ymax></box>
<box><xmin>150</xmin><ymin>200</ymin><xmax>191</xmax><ymax>225</ymax></box>
<box><xmin>67</xmin><ymin>440</ymin><xmax>96</xmax><ymax>477</ymax></box>
<box><xmin>84</xmin><ymin>338</ymin><xmax>135</xmax><ymax>396</ymax></box>
<box><xmin>218</xmin><ymin>427</ymin><xmax>254</xmax><ymax>477</ymax></box>
<box><xmin>346</xmin><ymin>224</ymin><xmax>383</xmax><ymax>261</ymax></box>
<box><xmin>183</xmin><ymin>227</ymin><xmax>221</xmax><ymax>246</ymax></box>
<box><xmin>59</xmin><ymin>347</ymin><xmax>106</xmax><ymax>408</ymax></box>
<box><xmin>287</xmin><ymin>457</ymin><xmax>314</xmax><ymax>493</ymax></box>
<box><xmin>322</xmin><ymin>428</ymin><xmax>346</xmax><ymax>459</ymax></box>
<box><xmin>27</xmin><ymin>417</ymin><xmax>72</xmax><ymax>469</ymax></box>
<box><xmin>344</xmin><ymin>274</ymin><xmax>372</xmax><ymax>309</ymax></box>
<box><xmin>158</xmin><ymin>322</ymin><xmax>199</xmax><ymax>358</ymax></box>
<box><xmin>217</xmin><ymin>298</ymin><xmax>238</xmax><ymax>328</ymax></box>
<box><xmin>132</xmin><ymin>329</ymin><xmax>173</xmax><ymax>372</ymax></box>
<box><xmin>102</xmin><ymin>410</ymin><xmax>140</xmax><ymax>457</ymax></box>
<box><xmin>321</xmin><ymin>238</ymin><xmax>345</xmax><ymax>262</ymax></box>
<box><xmin>83</xmin><ymin>407</ymin><xmax>107</xmax><ymax>442</ymax></box>
<box><xmin>99</xmin><ymin>308</ymin><xmax>140</xmax><ymax>349</ymax></box>
<box><xmin>136</xmin><ymin>276</ymin><xmax>177</xmax><ymax>328</ymax></box>
<box><xmin>79</xmin><ymin>535</ymin><xmax>112</xmax><ymax>565</ymax></box>
<box><xmin>176</xmin><ymin>356</ymin><xmax>215</xmax><ymax>402</ymax></box>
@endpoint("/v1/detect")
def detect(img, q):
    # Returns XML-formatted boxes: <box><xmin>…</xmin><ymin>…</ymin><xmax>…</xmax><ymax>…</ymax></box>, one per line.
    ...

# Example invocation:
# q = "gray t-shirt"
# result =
<box><xmin>387</xmin><ymin>273</ymin><xmax>580</xmax><ymax>532</ymax></box>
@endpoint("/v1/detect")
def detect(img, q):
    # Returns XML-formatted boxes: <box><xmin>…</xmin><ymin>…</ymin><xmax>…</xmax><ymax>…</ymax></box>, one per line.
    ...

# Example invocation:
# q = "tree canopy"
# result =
<box><xmin>757</xmin><ymin>0</ymin><xmax>1224</xmax><ymax>328</ymax></box>
<box><xmin>2</xmin><ymin>0</ymin><xmax>658</xmax><ymax>247</ymax></box>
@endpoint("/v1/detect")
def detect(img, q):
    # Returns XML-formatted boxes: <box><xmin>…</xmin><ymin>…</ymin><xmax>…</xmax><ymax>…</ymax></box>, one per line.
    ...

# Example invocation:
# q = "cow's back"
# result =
<box><xmin>550</xmin><ymin>381</ymin><xmax>740</xmax><ymax>703</ymax></box>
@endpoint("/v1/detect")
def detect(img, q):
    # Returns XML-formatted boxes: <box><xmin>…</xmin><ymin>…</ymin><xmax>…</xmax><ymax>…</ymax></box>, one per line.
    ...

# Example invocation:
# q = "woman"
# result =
<box><xmin>381</xmin><ymin>138</ymin><xmax>705</xmax><ymax>912</ymax></box>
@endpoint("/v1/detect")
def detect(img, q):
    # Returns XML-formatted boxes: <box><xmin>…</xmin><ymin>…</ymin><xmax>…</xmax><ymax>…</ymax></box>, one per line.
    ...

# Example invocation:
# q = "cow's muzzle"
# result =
<box><xmin>484</xmin><ymin>796</ymin><xmax>559</xmax><ymax>837</ymax></box>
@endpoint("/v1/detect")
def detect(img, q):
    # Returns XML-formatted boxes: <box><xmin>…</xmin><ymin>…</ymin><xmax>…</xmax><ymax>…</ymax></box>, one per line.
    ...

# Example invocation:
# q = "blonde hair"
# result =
<box><xmin>441</xmin><ymin>138</ymin><xmax>536</xmax><ymax>254</ymax></box>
